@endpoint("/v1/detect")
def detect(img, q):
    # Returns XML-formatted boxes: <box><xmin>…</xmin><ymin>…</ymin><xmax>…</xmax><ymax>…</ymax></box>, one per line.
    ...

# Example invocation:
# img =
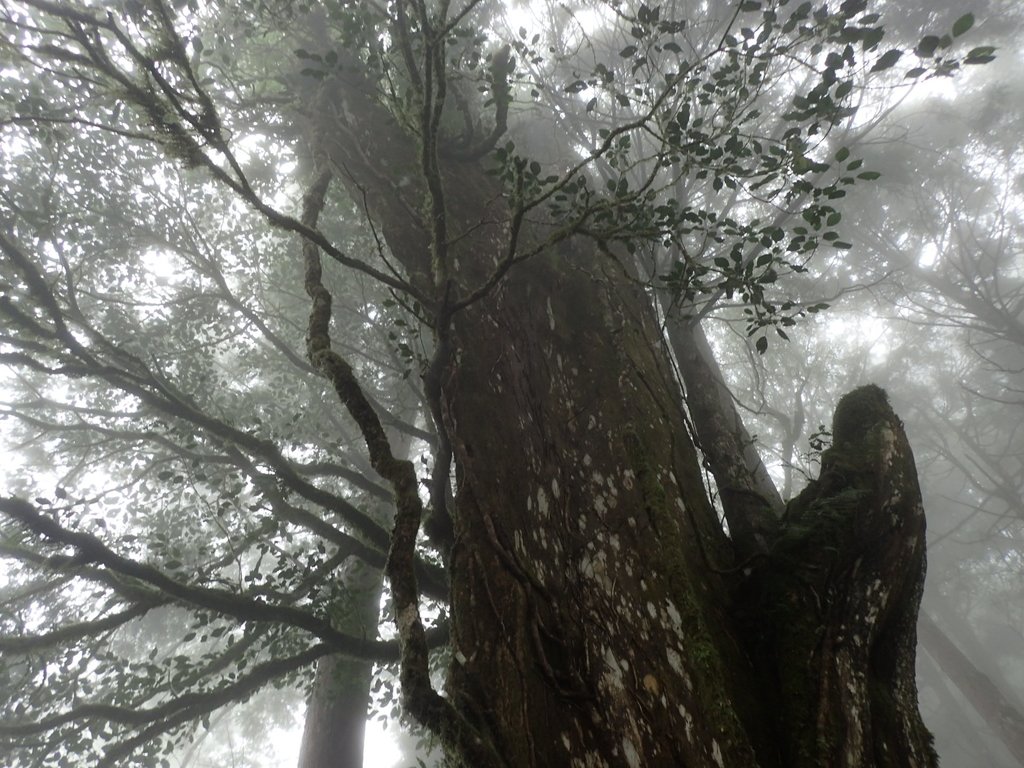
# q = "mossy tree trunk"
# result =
<box><xmin>438</xmin><ymin>241</ymin><xmax>766</xmax><ymax>766</ymax></box>
<box><xmin>740</xmin><ymin>385</ymin><xmax>936</xmax><ymax>767</ymax></box>
<box><xmin>303</xmin><ymin>48</ymin><xmax>936</xmax><ymax>768</ymax></box>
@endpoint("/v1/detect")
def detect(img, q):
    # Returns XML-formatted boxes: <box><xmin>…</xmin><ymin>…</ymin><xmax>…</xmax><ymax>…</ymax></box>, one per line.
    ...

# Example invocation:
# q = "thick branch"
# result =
<box><xmin>0</xmin><ymin>601</ymin><xmax>160</xmax><ymax>653</ymax></box>
<box><xmin>0</xmin><ymin>497</ymin><xmax>402</xmax><ymax>660</ymax></box>
<box><xmin>669</xmin><ymin>317</ymin><xmax>782</xmax><ymax>559</ymax></box>
<box><xmin>299</xmin><ymin>167</ymin><xmax>505</xmax><ymax>765</ymax></box>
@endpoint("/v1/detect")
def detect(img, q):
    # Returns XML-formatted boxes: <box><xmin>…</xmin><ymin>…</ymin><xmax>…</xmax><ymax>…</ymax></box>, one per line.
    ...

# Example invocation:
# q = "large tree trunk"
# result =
<box><xmin>305</xmin><ymin>54</ymin><xmax>937</xmax><ymax>768</ymax></box>
<box><xmin>440</xmin><ymin>241</ymin><xmax>766</xmax><ymax>766</ymax></box>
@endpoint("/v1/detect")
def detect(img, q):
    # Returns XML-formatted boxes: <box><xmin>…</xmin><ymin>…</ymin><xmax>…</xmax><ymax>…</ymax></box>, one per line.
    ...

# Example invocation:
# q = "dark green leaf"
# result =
<box><xmin>755</xmin><ymin>336</ymin><xmax>768</xmax><ymax>354</ymax></box>
<box><xmin>952</xmin><ymin>13</ymin><xmax>974</xmax><ymax>37</ymax></box>
<box><xmin>965</xmin><ymin>46</ymin><xmax>997</xmax><ymax>64</ymax></box>
<box><xmin>915</xmin><ymin>35</ymin><xmax>940</xmax><ymax>57</ymax></box>
<box><xmin>862</xmin><ymin>27</ymin><xmax>885</xmax><ymax>51</ymax></box>
<box><xmin>638</xmin><ymin>3</ymin><xmax>656</xmax><ymax>23</ymax></box>
<box><xmin>620</xmin><ymin>45</ymin><xmax>638</xmax><ymax>58</ymax></box>
<box><xmin>676</xmin><ymin>103</ymin><xmax>690</xmax><ymax>128</ymax></box>
<box><xmin>870</xmin><ymin>49</ymin><xmax>902</xmax><ymax>72</ymax></box>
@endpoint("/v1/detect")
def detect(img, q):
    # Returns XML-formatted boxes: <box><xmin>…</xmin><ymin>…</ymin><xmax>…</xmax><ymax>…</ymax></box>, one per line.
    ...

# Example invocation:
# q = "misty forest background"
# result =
<box><xmin>0</xmin><ymin>0</ymin><xmax>1023</xmax><ymax>766</ymax></box>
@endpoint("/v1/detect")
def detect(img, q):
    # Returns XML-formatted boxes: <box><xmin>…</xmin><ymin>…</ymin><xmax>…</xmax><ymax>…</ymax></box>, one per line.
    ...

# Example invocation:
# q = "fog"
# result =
<box><xmin>0</xmin><ymin>0</ymin><xmax>1021</xmax><ymax>766</ymax></box>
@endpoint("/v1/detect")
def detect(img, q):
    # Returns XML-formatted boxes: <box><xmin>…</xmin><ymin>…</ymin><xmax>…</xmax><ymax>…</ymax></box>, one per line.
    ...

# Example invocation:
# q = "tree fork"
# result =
<box><xmin>741</xmin><ymin>385</ymin><xmax>936</xmax><ymax>767</ymax></box>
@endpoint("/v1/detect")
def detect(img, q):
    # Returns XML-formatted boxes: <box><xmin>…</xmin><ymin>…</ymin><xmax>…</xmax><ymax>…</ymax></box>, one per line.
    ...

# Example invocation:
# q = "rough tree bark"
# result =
<box><xmin>664</xmin><ymin>316</ymin><xmax>937</xmax><ymax>768</ymax></box>
<box><xmin>740</xmin><ymin>385</ymin><xmax>935</xmax><ymax>767</ymax></box>
<box><xmin>298</xmin><ymin>39</ymin><xmax>936</xmax><ymax>768</ymax></box>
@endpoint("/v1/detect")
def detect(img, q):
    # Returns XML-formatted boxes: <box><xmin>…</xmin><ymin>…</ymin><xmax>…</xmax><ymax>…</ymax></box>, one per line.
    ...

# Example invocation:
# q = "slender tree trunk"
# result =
<box><xmin>297</xmin><ymin>561</ymin><xmax>381</xmax><ymax>768</ymax></box>
<box><xmin>296</xmin><ymin>418</ymin><xmax>415</xmax><ymax>768</ymax></box>
<box><xmin>665</xmin><ymin>316</ymin><xmax>783</xmax><ymax>558</ymax></box>
<box><xmin>919</xmin><ymin>612</ymin><xmax>1024</xmax><ymax>765</ymax></box>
